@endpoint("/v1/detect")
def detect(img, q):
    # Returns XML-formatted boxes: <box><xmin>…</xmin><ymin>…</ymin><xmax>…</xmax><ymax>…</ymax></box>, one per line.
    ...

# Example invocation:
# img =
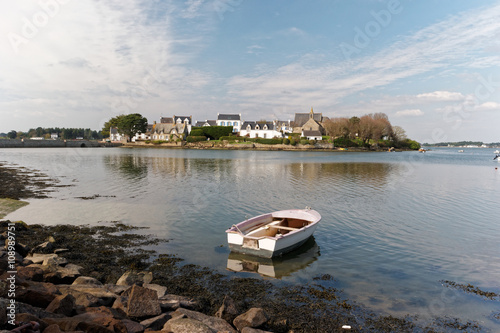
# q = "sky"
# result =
<box><xmin>1</xmin><ymin>0</ymin><xmax>500</xmax><ymax>143</ymax></box>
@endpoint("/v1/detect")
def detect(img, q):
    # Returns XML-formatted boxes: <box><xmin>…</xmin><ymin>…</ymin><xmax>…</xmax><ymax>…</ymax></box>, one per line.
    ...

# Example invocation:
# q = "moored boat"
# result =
<box><xmin>226</xmin><ymin>208</ymin><xmax>321</xmax><ymax>258</ymax></box>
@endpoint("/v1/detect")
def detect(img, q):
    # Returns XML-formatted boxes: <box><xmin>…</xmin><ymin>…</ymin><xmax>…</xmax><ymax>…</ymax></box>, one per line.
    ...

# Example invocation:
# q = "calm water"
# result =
<box><xmin>2</xmin><ymin>147</ymin><xmax>500</xmax><ymax>329</ymax></box>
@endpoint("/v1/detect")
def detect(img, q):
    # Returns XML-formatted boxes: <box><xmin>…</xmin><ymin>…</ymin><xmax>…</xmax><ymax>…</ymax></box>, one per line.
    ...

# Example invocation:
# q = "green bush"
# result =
<box><xmin>244</xmin><ymin>137</ymin><xmax>257</xmax><ymax>142</ymax></box>
<box><xmin>186</xmin><ymin>136</ymin><xmax>207</xmax><ymax>143</ymax></box>
<box><xmin>334</xmin><ymin>137</ymin><xmax>358</xmax><ymax>147</ymax></box>
<box><xmin>190</xmin><ymin>128</ymin><xmax>204</xmax><ymax>136</ymax></box>
<box><xmin>299</xmin><ymin>139</ymin><xmax>309</xmax><ymax>145</ymax></box>
<box><xmin>322</xmin><ymin>136</ymin><xmax>330</xmax><ymax>141</ymax></box>
<box><xmin>283</xmin><ymin>138</ymin><xmax>290</xmax><ymax>145</ymax></box>
<box><xmin>190</xmin><ymin>126</ymin><xmax>233</xmax><ymax>140</ymax></box>
<box><xmin>152</xmin><ymin>140</ymin><xmax>168</xmax><ymax>144</ymax></box>
<box><xmin>255</xmin><ymin>138</ymin><xmax>283</xmax><ymax>145</ymax></box>
<box><xmin>309</xmin><ymin>140</ymin><xmax>316</xmax><ymax>145</ymax></box>
<box><xmin>290</xmin><ymin>138</ymin><xmax>297</xmax><ymax>146</ymax></box>
<box><xmin>219</xmin><ymin>136</ymin><xmax>238</xmax><ymax>142</ymax></box>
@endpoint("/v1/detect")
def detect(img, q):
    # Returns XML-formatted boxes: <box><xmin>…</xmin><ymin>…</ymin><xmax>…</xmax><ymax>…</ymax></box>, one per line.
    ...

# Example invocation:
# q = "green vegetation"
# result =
<box><xmin>4</xmin><ymin>127</ymin><xmax>101</xmax><ymax>140</ymax></box>
<box><xmin>191</xmin><ymin>126</ymin><xmax>233</xmax><ymax>140</ymax></box>
<box><xmin>117</xmin><ymin>113</ymin><xmax>148</xmax><ymax>142</ymax></box>
<box><xmin>0</xmin><ymin>198</ymin><xmax>28</xmax><ymax>219</ymax></box>
<box><xmin>186</xmin><ymin>136</ymin><xmax>208</xmax><ymax>142</ymax></box>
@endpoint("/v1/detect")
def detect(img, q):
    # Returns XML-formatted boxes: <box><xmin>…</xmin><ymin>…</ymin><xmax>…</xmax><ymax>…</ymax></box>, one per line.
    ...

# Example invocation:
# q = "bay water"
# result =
<box><xmin>2</xmin><ymin>147</ymin><xmax>499</xmax><ymax>329</ymax></box>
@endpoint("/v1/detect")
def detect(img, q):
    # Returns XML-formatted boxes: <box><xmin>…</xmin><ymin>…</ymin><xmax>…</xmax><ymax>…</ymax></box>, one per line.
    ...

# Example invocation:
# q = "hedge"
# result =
<box><xmin>190</xmin><ymin>128</ymin><xmax>204</xmax><ymax>136</ymax></box>
<box><xmin>191</xmin><ymin>126</ymin><xmax>233</xmax><ymax>140</ymax></box>
<box><xmin>186</xmin><ymin>136</ymin><xmax>207</xmax><ymax>143</ymax></box>
<box><xmin>255</xmin><ymin>138</ymin><xmax>283</xmax><ymax>145</ymax></box>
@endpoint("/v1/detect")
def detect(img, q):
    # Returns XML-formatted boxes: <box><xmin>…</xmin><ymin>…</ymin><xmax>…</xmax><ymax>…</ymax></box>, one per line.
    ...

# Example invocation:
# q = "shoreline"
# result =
<box><xmin>1</xmin><ymin>219</ymin><xmax>486</xmax><ymax>332</ymax></box>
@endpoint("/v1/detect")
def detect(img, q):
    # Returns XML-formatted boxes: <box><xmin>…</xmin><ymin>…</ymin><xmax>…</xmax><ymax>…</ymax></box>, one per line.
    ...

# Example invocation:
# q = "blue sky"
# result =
<box><xmin>1</xmin><ymin>0</ymin><xmax>499</xmax><ymax>143</ymax></box>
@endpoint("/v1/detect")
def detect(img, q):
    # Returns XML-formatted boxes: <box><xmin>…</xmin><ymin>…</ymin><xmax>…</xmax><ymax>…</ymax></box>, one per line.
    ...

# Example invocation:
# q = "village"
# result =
<box><xmin>110</xmin><ymin>108</ymin><xmax>326</xmax><ymax>143</ymax></box>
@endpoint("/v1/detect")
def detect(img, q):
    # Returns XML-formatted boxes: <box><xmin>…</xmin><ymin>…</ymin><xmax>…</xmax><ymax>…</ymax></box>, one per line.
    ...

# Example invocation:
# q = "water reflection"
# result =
<box><xmin>104</xmin><ymin>155</ymin><xmax>148</xmax><ymax>179</ymax></box>
<box><xmin>226</xmin><ymin>237</ymin><xmax>320</xmax><ymax>279</ymax></box>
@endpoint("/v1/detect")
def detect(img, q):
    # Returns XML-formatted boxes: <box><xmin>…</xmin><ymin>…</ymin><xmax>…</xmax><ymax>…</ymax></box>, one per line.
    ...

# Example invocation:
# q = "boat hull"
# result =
<box><xmin>226</xmin><ymin>209</ymin><xmax>321</xmax><ymax>258</ymax></box>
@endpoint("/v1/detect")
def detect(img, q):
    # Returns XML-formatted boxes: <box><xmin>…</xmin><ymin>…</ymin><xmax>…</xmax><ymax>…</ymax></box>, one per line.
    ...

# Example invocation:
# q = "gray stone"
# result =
<box><xmin>58</xmin><ymin>285</ymin><xmax>117</xmax><ymax>307</ymax></box>
<box><xmin>139</xmin><ymin>313</ymin><xmax>171</xmax><ymax>331</ymax></box>
<box><xmin>46</xmin><ymin>294</ymin><xmax>76</xmax><ymax>317</ymax></box>
<box><xmin>43</xmin><ymin>264</ymin><xmax>81</xmax><ymax>284</ymax></box>
<box><xmin>72</xmin><ymin>276</ymin><xmax>103</xmax><ymax>287</ymax></box>
<box><xmin>215</xmin><ymin>295</ymin><xmax>239</xmax><ymax>323</ymax></box>
<box><xmin>26</xmin><ymin>253</ymin><xmax>58</xmax><ymax>264</ymax></box>
<box><xmin>121</xmin><ymin>319</ymin><xmax>145</xmax><ymax>333</ymax></box>
<box><xmin>159</xmin><ymin>294</ymin><xmax>198</xmax><ymax>310</ymax></box>
<box><xmin>17</xmin><ymin>281</ymin><xmax>61</xmax><ymax>308</ymax></box>
<box><xmin>116</xmin><ymin>270</ymin><xmax>153</xmax><ymax>286</ymax></box>
<box><xmin>241</xmin><ymin>327</ymin><xmax>273</xmax><ymax>333</ymax></box>
<box><xmin>143</xmin><ymin>283</ymin><xmax>167</xmax><ymax>298</ymax></box>
<box><xmin>104</xmin><ymin>284</ymin><xmax>128</xmax><ymax>295</ymax></box>
<box><xmin>172</xmin><ymin>308</ymin><xmax>236</xmax><ymax>333</ymax></box>
<box><xmin>43</xmin><ymin>256</ymin><xmax>68</xmax><ymax>267</ymax></box>
<box><xmin>233</xmin><ymin>308</ymin><xmax>268</xmax><ymax>331</ymax></box>
<box><xmin>33</xmin><ymin>241</ymin><xmax>54</xmax><ymax>253</ymax></box>
<box><xmin>126</xmin><ymin>285</ymin><xmax>161</xmax><ymax>318</ymax></box>
<box><xmin>163</xmin><ymin>317</ymin><xmax>216</xmax><ymax>333</ymax></box>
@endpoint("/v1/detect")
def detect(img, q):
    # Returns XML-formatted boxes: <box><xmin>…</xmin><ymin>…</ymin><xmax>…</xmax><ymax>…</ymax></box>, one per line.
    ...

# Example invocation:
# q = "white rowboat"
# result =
<box><xmin>226</xmin><ymin>208</ymin><xmax>321</xmax><ymax>258</ymax></box>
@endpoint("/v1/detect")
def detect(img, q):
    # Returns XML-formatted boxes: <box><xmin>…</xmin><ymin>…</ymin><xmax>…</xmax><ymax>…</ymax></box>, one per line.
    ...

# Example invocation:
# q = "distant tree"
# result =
<box><xmin>117</xmin><ymin>113</ymin><xmax>148</xmax><ymax>142</ymax></box>
<box><xmin>102</xmin><ymin>115</ymin><xmax>126</xmax><ymax>138</ymax></box>
<box><xmin>7</xmin><ymin>130</ymin><xmax>17</xmax><ymax>139</ymax></box>
<box><xmin>324</xmin><ymin>117</ymin><xmax>350</xmax><ymax>138</ymax></box>
<box><xmin>392</xmin><ymin>126</ymin><xmax>407</xmax><ymax>143</ymax></box>
<box><xmin>348</xmin><ymin>116</ymin><xmax>361</xmax><ymax>139</ymax></box>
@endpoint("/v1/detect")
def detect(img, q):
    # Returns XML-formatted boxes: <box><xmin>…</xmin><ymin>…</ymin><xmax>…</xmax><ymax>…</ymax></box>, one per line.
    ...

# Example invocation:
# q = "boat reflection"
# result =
<box><xmin>226</xmin><ymin>237</ymin><xmax>320</xmax><ymax>279</ymax></box>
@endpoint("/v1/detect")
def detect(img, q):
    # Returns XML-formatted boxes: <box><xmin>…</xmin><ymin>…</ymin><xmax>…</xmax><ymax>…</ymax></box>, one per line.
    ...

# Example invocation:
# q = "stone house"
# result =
<box><xmin>293</xmin><ymin>107</ymin><xmax>325</xmax><ymax>135</ymax></box>
<box><xmin>240</xmin><ymin>120</ymin><xmax>283</xmax><ymax>139</ymax></box>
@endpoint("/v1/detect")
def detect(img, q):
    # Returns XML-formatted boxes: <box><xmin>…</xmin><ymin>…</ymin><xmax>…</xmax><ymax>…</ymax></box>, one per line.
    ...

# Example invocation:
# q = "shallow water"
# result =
<box><xmin>2</xmin><ymin>147</ymin><xmax>500</xmax><ymax>329</ymax></box>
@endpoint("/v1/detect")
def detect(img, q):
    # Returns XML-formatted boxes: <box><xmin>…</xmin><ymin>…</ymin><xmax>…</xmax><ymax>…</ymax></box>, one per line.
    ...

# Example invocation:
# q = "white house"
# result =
<box><xmin>110</xmin><ymin>127</ymin><xmax>125</xmax><ymax>142</ymax></box>
<box><xmin>51</xmin><ymin>133</ymin><xmax>59</xmax><ymax>140</ymax></box>
<box><xmin>217</xmin><ymin>114</ymin><xmax>242</xmax><ymax>133</ymax></box>
<box><xmin>301</xmin><ymin>130</ymin><xmax>323</xmax><ymax>141</ymax></box>
<box><xmin>240</xmin><ymin>121</ymin><xmax>283</xmax><ymax>139</ymax></box>
<box><xmin>195</xmin><ymin>120</ymin><xmax>217</xmax><ymax>127</ymax></box>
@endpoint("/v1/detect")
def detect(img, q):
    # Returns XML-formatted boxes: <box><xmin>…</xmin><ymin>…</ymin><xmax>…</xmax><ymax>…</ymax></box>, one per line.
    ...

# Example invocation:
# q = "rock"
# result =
<box><xmin>58</xmin><ymin>285</ymin><xmax>118</xmax><ymax>307</ymax></box>
<box><xmin>16</xmin><ymin>301</ymin><xmax>66</xmax><ymax>319</ymax></box>
<box><xmin>16</xmin><ymin>313</ymin><xmax>48</xmax><ymax>332</ymax></box>
<box><xmin>44</xmin><ymin>317</ymin><xmax>114</xmax><ymax>333</ymax></box>
<box><xmin>72</xmin><ymin>276</ymin><xmax>103</xmax><ymax>287</ymax></box>
<box><xmin>17</xmin><ymin>281</ymin><xmax>61</xmax><ymax>308</ymax></box>
<box><xmin>241</xmin><ymin>328</ymin><xmax>273</xmax><ymax>333</ymax></box>
<box><xmin>33</xmin><ymin>241</ymin><xmax>54</xmax><ymax>253</ymax></box>
<box><xmin>42</xmin><ymin>324</ymin><xmax>64</xmax><ymax>333</ymax></box>
<box><xmin>77</xmin><ymin>305</ymin><xmax>127</xmax><ymax>320</ymax></box>
<box><xmin>139</xmin><ymin>313</ymin><xmax>172</xmax><ymax>331</ymax></box>
<box><xmin>233</xmin><ymin>308</ymin><xmax>269</xmax><ymax>331</ymax></box>
<box><xmin>43</xmin><ymin>256</ymin><xmax>69</xmax><ymax>267</ymax></box>
<box><xmin>71</xmin><ymin>312</ymin><xmax>127</xmax><ymax>333</ymax></box>
<box><xmin>54</xmin><ymin>248</ymin><xmax>69</xmax><ymax>254</ymax></box>
<box><xmin>159</xmin><ymin>294</ymin><xmax>198</xmax><ymax>310</ymax></box>
<box><xmin>143</xmin><ymin>283</ymin><xmax>167</xmax><ymax>298</ymax></box>
<box><xmin>0</xmin><ymin>298</ymin><xmax>8</xmax><ymax>326</ymax></box>
<box><xmin>46</xmin><ymin>293</ymin><xmax>76</xmax><ymax>317</ymax></box>
<box><xmin>121</xmin><ymin>319</ymin><xmax>144</xmax><ymax>333</ymax></box>
<box><xmin>215</xmin><ymin>295</ymin><xmax>240</xmax><ymax>323</ymax></box>
<box><xmin>4</xmin><ymin>240</ymin><xmax>30</xmax><ymax>257</ymax></box>
<box><xmin>44</xmin><ymin>264</ymin><xmax>81</xmax><ymax>284</ymax></box>
<box><xmin>126</xmin><ymin>285</ymin><xmax>161</xmax><ymax>318</ymax></box>
<box><xmin>116</xmin><ymin>270</ymin><xmax>153</xmax><ymax>286</ymax></box>
<box><xmin>162</xmin><ymin>317</ymin><xmax>216</xmax><ymax>333</ymax></box>
<box><xmin>112</xmin><ymin>296</ymin><xmax>128</xmax><ymax>314</ymax></box>
<box><xmin>172</xmin><ymin>308</ymin><xmax>236</xmax><ymax>333</ymax></box>
<box><xmin>104</xmin><ymin>284</ymin><xmax>128</xmax><ymax>295</ymax></box>
<box><xmin>17</xmin><ymin>265</ymin><xmax>44</xmax><ymax>281</ymax></box>
<box><xmin>26</xmin><ymin>253</ymin><xmax>58</xmax><ymax>264</ymax></box>
<box><xmin>0</xmin><ymin>252</ymin><xmax>8</xmax><ymax>273</ymax></box>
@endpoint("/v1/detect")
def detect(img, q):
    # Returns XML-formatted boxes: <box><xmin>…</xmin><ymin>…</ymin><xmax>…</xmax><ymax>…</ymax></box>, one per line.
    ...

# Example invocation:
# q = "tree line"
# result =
<box><xmin>5</xmin><ymin>127</ymin><xmax>102</xmax><ymax>140</ymax></box>
<box><xmin>323</xmin><ymin>113</ymin><xmax>420</xmax><ymax>149</ymax></box>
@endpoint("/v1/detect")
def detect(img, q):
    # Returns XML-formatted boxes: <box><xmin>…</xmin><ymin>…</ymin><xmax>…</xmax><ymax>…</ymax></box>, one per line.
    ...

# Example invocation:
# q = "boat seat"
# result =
<box><xmin>268</xmin><ymin>225</ymin><xmax>299</xmax><ymax>231</ymax></box>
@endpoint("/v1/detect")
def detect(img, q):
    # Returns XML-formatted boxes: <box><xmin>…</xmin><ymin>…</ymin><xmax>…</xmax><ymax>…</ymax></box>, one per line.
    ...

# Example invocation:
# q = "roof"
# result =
<box><xmin>217</xmin><ymin>114</ymin><xmax>241</xmax><ymax>121</ymax></box>
<box><xmin>293</xmin><ymin>113</ymin><xmax>323</xmax><ymax>127</ymax></box>
<box><xmin>160</xmin><ymin>117</ymin><xmax>173</xmax><ymax>123</ymax></box>
<box><xmin>174</xmin><ymin>115</ymin><xmax>192</xmax><ymax>124</ymax></box>
<box><xmin>242</xmin><ymin>121</ymin><xmax>276</xmax><ymax>130</ymax></box>
<box><xmin>302</xmin><ymin>130</ymin><xmax>322</xmax><ymax>137</ymax></box>
<box><xmin>151</xmin><ymin>122</ymin><xmax>188</xmax><ymax>135</ymax></box>
<box><xmin>110</xmin><ymin>127</ymin><xmax>118</xmax><ymax>134</ymax></box>
<box><xmin>195</xmin><ymin>120</ymin><xmax>217</xmax><ymax>127</ymax></box>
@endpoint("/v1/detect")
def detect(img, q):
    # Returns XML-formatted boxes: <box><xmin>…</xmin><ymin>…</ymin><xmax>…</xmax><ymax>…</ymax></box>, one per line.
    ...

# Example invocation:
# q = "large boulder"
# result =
<box><xmin>171</xmin><ymin>308</ymin><xmax>236</xmax><ymax>333</ymax></box>
<box><xmin>16</xmin><ymin>281</ymin><xmax>61</xmax><ymax>308</ymax></box>
<box><xmin>143</xmin><ymin>283</ymin><xmax>167</xmax><ymax>298</ymax></box>
<box><xmin>58</xmin><ymin>285</ymin><xmax>117</xmax><ymax>307</ymax></box>
<box><xmin>233</xmin><ymin>308</ymin><xmax>269</xmax><ymax>331</ymax></box>
<box><xmin>126</xmin><ymin>285</ymin><xmax>161</xmax><ymax>318</ymax></box>
<box><xmin>215</xmin><ymin>295</ymin><xmax>240</xmax><ymax>323</ymax></box>
<box><xmin>116</xmin><ymin>271</ymin><xmax>153</xmax><ymax>286</ymax></box>
<box><xmin>17</xmin><ymin>265</ymin><xmax>44</xmax><ymax>281</ymax></box>
<box><xmin>163</xmin><ymin>317</ymin><xmax>216</xmax><ymax>333</ymax></box>
<box><xmin>46</xmin><ymin>294</ymin><xmax>76</xmax><ymax>317</ymax></box>
<box><xmin>72</xmin><ymin>276</ymin><xmax>103</xmax><ymax>287</ymax></box>
<box><xmin>158</xmin><ymin>294</ymin><xmax>198</xmax><ymax>311</ymax></box>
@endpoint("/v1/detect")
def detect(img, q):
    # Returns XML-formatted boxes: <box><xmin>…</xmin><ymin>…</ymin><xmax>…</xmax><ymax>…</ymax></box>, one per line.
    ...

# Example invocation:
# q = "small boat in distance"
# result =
<box><xmin>226</xmin><ymin>208</ymin><xmax>321</xmax><ymax>258</ymax></box>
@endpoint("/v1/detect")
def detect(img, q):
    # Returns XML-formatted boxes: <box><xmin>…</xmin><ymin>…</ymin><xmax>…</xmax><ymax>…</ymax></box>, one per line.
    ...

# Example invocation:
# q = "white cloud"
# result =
<box><xmin>395</xmin><ymin>109</ymin><xmax>424</xmax><ymax>117</ymax></box>
<box><xmin>475</xmin><ymin>102</ymin><xmax>500</xmax><ymax>111</ymax></box>
<box><xmin>416</xmin><ymin>91</ymin><xmax>465</xmax><ymax>102</ymax></box>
